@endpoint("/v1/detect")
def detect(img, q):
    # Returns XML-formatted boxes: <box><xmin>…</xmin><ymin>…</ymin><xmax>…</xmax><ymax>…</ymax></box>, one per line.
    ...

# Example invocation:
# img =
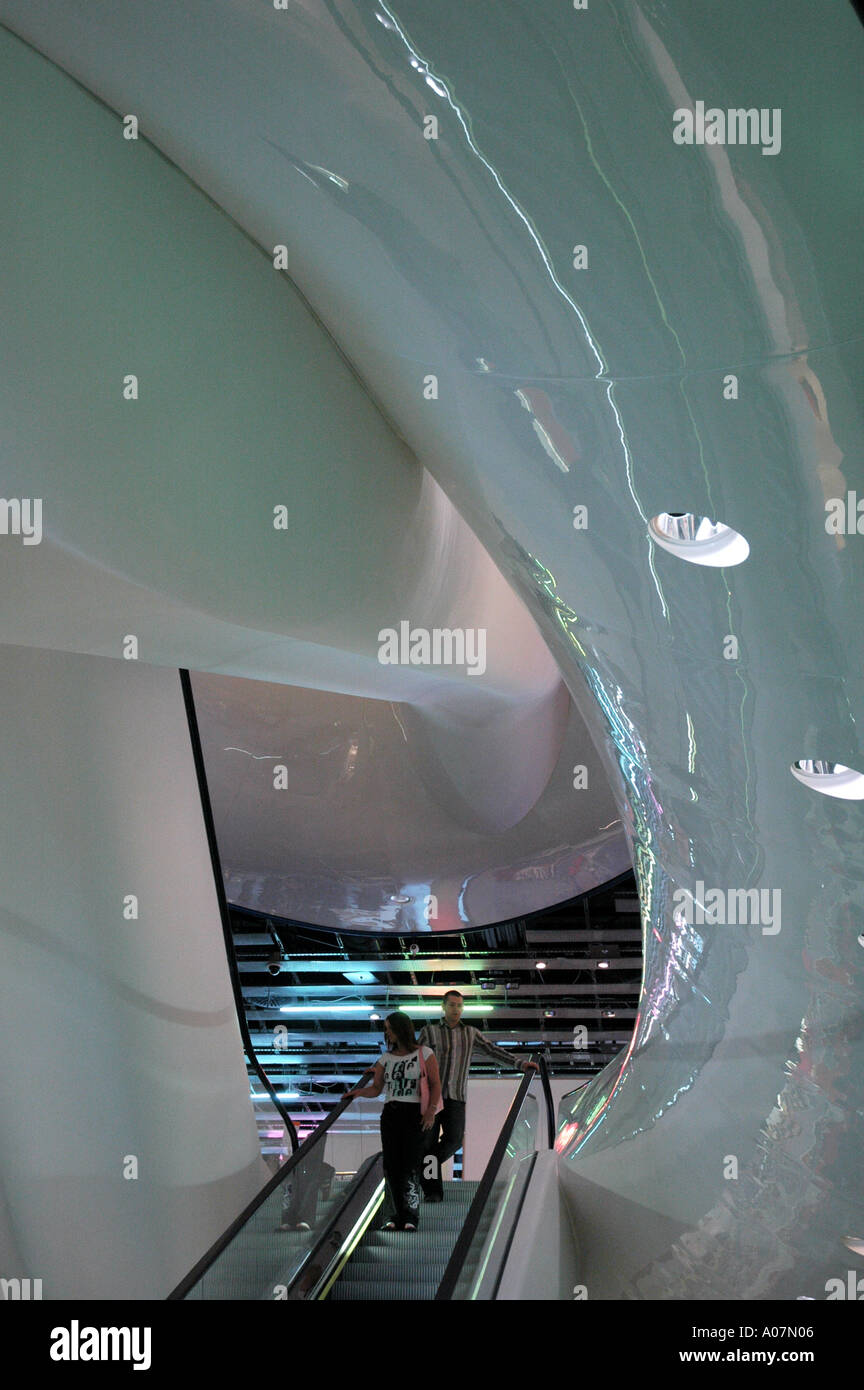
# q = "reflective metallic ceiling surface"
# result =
<box><xmin>2</xmin><ymin>0</ymin><xmax>863</xmax><ymax>1300</ymax></box>
<box><xmin>191</xmin><ymin>671</ymin><xmax>629</xmax><ymax>930</ymax></box>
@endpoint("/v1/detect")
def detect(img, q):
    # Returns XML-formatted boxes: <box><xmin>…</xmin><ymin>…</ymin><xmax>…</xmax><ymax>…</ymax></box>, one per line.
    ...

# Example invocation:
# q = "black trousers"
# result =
<box><xmin>381</xmin><ymin>1101</ymin><xmax>424</xmax><ymax>1227</ymax></box>
<box><xmin>280</xmin><ymin>1139</ymin><xmax>335</xmax><ymax>1227</ymax></box>
<box><xmin>421</xmin><ymin>1098</ymin><xmax>466</xmax><ymax>1197</ymax></box>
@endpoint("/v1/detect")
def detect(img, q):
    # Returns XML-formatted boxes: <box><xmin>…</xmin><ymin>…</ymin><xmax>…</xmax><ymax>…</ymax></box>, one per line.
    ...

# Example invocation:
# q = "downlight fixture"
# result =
<box><xmin>649</xmin><ymin>512</ymin><xmax>749</xmax><ymax>567</ymax></box>
<box><xmin>790</xmin><ymin>760</ymin><xmax>864</xmax><ymax>800</ymax></box>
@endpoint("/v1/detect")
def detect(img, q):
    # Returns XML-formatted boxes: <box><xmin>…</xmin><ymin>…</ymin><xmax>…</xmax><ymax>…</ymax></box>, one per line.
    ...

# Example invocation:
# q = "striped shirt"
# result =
<box><xmin>417</xmin><ymin>1021</ymin><xmax>520</xmax><ymax>1102</ymax></box>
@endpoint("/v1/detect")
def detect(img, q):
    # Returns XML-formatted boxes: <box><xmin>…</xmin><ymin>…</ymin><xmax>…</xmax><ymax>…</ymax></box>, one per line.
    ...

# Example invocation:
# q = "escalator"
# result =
<box><xmin>169</xmin><ymin>1056</ymin><xmax>555</xmax><ymax>1302</ymax></box>
<box><xmin>327</xmin><ymin>1180</ymin><xmax>480</xmax><ymax>1301</ymax></box>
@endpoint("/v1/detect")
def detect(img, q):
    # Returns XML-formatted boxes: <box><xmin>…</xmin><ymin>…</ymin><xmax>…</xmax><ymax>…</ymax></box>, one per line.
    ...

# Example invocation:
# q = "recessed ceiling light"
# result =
<box><xmin>791</xmin><ymin>760</ymin><xmax>864</xmax><ymax>800</ymax></box>
<box><xmin>649</xmin><ymin>512</ymin><xmax>749</xmax><ymax>567</ymax></box>
<box><xmin>389</xmin><ymin>894</ymin><xmax>411</xmax><ymax>904</ymax></box>
<box><xmin>597</xmin><ymin>961</ymin><xmax>610</xmax><ymax>970</ymax></box>
<box><xmin>535</xmin><ymin>961</ymin><xmax>547</xmax><ymax>970</ymax></box>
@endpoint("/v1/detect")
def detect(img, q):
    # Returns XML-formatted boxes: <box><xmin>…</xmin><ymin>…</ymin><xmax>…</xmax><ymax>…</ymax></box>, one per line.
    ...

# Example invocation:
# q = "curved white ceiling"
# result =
<box><xmin>2</xmin><ymin>0</ymin><xmax>863</xmax><ymax>1300</ymax></box>
<box><xmin>0</xmin><ymin>15</ymin><xmax>631</xmax><ymax>921</ymax></box>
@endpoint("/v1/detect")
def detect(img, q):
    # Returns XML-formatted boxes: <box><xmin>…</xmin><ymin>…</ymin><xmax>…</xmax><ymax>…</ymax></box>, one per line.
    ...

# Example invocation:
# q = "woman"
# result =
<box><xmin>347</xmin><ymin>1011</ymin><xmax>441</xmax><ymax>1231</ymax></box>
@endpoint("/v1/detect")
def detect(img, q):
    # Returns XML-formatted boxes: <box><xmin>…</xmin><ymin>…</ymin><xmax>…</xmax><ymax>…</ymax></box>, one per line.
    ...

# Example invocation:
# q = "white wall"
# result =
<box><xmin>460</xmin><ymin>1077</ymin><xmax>576</xmax><ymax>1179</ymax></box>
<box><xmin>295</xmin><ymin>1079</ymin><xmax>575</xmax><ymax>1181</ymax></box>
<box><xmin>0</xmin><ymin>647</ymin><xmax>266</xmax><ymax>1298</ymax></box>
<box><xmin>496</xmin><ymin>1152</ymin><xmax>579</xmax><ymax>1302</ymax></box>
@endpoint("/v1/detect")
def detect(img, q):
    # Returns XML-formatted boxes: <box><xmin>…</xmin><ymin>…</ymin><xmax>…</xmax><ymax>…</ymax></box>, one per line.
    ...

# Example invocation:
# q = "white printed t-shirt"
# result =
<box><xmin>379</xmin><ymin>1046</ymin><xmax>434</xmax><ymax>1102</ymax></box>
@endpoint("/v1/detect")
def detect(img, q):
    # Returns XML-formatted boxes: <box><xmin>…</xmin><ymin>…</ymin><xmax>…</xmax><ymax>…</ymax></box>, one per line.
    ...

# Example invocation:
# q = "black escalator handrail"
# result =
<box><xmin>292</xmin><ymin>1152</ymin><xmax>385</xmax><ymax>1301</ymax></box>
<box><xmin>435</xmin><ymin>1054</ymin><xmax>538</xmax><ymax>1302</ymax></box>
<box><xmin>166</xmin><ymin>1072</ymin><xmax>373</xmax><ymax>1300</ymax></box>
<box><xmin>538</xmin><ymin>1053</ymin><xmax>555</xmax><ymax>1148</ymax></box>
<box><xmin>179</xmin><ymin>668</ymin><xmax>297</xmax><ymax>1150</ymax></box>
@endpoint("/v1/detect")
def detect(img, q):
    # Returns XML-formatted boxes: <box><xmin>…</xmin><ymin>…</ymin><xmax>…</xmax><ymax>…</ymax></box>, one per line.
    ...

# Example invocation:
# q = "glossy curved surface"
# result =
<box><xmin>2</xmin><ymin>0</ymin><xmax>863</xmax><ymax>1298</ymax></box>
<box><xmin>0</xmin><ymin>20</ymin><xmax>629</xmax><ymax>923</ymax></box>
<box><xmin>191</xmin><ymin>671</ymin><xmax>628</xmax><ymax>930</ymax></box>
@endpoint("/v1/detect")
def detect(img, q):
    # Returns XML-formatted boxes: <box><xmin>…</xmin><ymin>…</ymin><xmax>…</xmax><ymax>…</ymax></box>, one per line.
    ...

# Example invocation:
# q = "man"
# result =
<box><xmin>418</xmin><ymin>990</ymin><xmax>537</xmax><ymax>1200</ymax></box>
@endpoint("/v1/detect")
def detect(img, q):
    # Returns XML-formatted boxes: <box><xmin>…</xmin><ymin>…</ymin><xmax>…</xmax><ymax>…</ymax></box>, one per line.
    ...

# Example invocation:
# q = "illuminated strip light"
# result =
<box><xmin>467</xmin><ymin>1168</ymin><xmax>522</xmax><ymax>1299</ymax></box>
<box><xmin>277</xmin><ymin>1003</ymin><xmax>495</xmax><ymax>1015</ymax></box>
<box><xmin>279</xmin><ymin>1005</ymin><xmax>375</xmax><ymax>1014</ymax></box>
<box><xmin>251</xmin><ymin>1055</ymin><xmax>304</xmax><ymax>1064</ymax></box>
<box><xmin>397</xmin><ymin>1004</ymin><xmax>493</xmax><ymax>1016</ymax></box>
<box><xmin>316</xmin><ymin>1181</ymin><xmax>385</xmax><ymax>1301</ymax></box>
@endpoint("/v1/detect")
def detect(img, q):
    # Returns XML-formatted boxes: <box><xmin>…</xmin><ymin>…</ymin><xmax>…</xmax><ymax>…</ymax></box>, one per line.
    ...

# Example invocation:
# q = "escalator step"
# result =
<box><xmin>349</xmin><ymin>1238</ymin><xmax>462</xmax><ymax>1264</ymax></box>
<box><xmin>329</xmin><ymin>1278</ymin><xmax>440</xmax><ymax>1301</ymax></box>
<box><xmin>192</xmin><ymin>1176</ymin><xmax>486</xmax><ymax>1300</ymax></box>
<box><xmin>328</xmin><ymin>1181</ymin><xmax>486</xmax><ymax>1300</ymax></box>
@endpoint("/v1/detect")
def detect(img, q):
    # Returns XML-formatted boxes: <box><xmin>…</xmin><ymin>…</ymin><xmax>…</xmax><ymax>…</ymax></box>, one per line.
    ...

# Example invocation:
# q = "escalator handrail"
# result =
<box><xmin>300</xmin><ymin>1152</ymin><xmax>385</xmax><ymax>1301</ymax></box>
<box><xmin>179</xmin><ymin>669</ymin><xmax>300</xmax><ymax>1153</ymax></box>
<box><xmin>538</xmin><ymin>1053</ymin><xmax>555</xmax><ymax>1148</ymax></box>
<box><xmin>434</xmin><ymin>1053</ymin><xmax>540</xmax><ymax>1301</ymax></box>
<box><xmin>167</xmin><ymin>1070</ymin><xmax>374</xmax><ymax>1299</ymax></box>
